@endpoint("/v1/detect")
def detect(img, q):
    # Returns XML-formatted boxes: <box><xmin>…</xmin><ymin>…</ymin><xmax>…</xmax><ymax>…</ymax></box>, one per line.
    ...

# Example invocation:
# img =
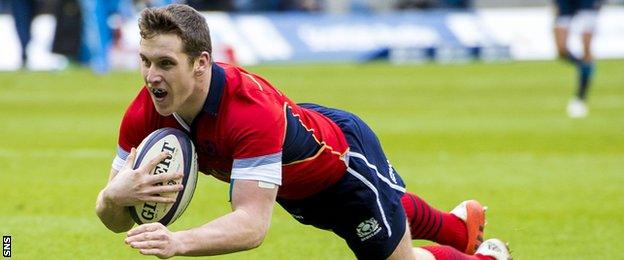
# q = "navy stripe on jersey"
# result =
<box><xmin>202</xmin><ymin>64</ymin><xmax>226</xmax><ymax>116</ymax></box>
<box><xmin>282</xmin><ymin>105</ymin><xmax>322</xmax><ymax>164</ymax></box>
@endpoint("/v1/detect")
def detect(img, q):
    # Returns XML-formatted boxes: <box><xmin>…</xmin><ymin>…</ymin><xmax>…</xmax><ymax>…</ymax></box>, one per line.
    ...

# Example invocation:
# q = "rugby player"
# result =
<box><xmin>554</xmin><ymin>0</ymin><xmax>603</xmax><ymax>118</ymax></box>
<box><xmin>95</xmin><ymin>4</ymin><xmax>510</xmax><ymax>259</ymax></box>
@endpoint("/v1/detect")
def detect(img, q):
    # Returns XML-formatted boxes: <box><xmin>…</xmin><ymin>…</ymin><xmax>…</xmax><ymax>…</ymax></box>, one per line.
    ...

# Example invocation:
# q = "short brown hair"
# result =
<box><xmin>138</xmin><ymin>4</ymin><xmax>212</xmax><ymax>64</ymax></box>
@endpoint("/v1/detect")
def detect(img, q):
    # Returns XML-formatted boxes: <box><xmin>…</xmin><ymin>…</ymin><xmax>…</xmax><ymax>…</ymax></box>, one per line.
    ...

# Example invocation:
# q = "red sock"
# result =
<box><xmin>401</xmin><ymin>192</ymin><xmax>468</xmax><ymax>251</ymax></box>
<box><xmin>421</xmin><ymin>245</ymin><xmax>494</xmax><ymax>260</ymax></box>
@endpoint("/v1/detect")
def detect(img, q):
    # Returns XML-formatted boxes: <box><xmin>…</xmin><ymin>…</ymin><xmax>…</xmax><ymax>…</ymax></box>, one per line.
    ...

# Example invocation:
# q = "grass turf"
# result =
<box><xmin>0</xmin><ymin>60</ymin><xmax>622</xmax><ymax>259</ymax></box>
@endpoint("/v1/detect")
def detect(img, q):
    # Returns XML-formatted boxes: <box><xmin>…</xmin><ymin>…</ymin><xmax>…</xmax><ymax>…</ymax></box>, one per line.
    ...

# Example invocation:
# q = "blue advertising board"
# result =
<box><xmin>226</xmin><ymin>10</ymin><xmax>509</xmax><ymax>63</ymax></box>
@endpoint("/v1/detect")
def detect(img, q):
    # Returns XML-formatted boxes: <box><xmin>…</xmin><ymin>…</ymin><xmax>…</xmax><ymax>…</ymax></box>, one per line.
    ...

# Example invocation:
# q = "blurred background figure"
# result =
<box><xmin>51</xmin><ymin>0</ymin><xmax>81</xmax><ymax>67</ymax></box>
<box><xmin>9</xmin><ymin>0</ymin><xmax>37</xmax><ymax>68</ymax></box>
<box><xmin>76</xmin><ymin>0</ymin><xmax>125</xmax><ymax>74</ymax></box>
<box><xmin>553</xmin><ymin>0</ymin><xmax>604</xmax><ymax>118</ymax></box>
<box><xmin>54</xmin><ymin>0</ymin><xmax>178</xmax><ymax>74</ymax></box>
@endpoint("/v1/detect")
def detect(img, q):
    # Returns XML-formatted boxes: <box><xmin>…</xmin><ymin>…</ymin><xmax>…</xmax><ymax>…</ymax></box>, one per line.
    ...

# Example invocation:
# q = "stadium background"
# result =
<box><xmin>0</xmin><ymin>0</ymin><xmax>623</xmax><ymax>259</ymax></box>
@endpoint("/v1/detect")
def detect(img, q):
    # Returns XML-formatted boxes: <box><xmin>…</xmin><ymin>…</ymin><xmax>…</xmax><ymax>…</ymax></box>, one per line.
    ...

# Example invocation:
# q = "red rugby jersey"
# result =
<box><xmin>113</xmin><ymin>63</ymin><xmax>349</xmax><ymax>199</ymax></box>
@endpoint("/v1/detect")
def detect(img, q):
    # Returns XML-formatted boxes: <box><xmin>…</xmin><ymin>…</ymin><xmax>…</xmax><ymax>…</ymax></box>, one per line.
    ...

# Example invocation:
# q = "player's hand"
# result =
<box><xmin>125</xmin><ymin>222</ymin><xmax>182</xmax><ymax>259</ymax></box>
<box><xmin>103</xmin><ymin>148</ymin><xmax>184</xmax><ymax>207</ymax></box>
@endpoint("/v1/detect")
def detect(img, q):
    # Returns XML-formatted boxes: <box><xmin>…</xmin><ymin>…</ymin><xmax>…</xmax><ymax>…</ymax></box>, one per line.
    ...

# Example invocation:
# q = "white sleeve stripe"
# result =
<box><xmin>231</xmin><ymin>161</ymin><xmax>281</xmax><ymax>185</ymax></box>
<box><xmin>230</xmin><ymin>175</ymin><xmax>281</xmax><ymax>186</ymax></box>
<box><xmin>112</xmin><ymin>146</ymin><xmax>129</xmax><ymax>172</ymax></box>
<box><xmin>112</xmin><ymin>155</ymin><xmax>126</xmax><ymax>172</ymax></box>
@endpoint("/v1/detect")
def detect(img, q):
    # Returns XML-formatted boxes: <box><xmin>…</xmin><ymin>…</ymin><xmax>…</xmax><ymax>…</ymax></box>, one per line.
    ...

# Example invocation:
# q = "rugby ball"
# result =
<box><xmin>129</xmin><ymin>127</ymin><xmax>198</xmax><ymax>226</ymax></box>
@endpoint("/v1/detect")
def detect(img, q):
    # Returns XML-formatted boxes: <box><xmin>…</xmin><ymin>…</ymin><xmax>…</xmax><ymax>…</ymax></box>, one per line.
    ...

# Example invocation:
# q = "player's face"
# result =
<box><xmin>139</xmin><ymin>34</ymin><xmax>197</xmax><ymax>116</ymax></box>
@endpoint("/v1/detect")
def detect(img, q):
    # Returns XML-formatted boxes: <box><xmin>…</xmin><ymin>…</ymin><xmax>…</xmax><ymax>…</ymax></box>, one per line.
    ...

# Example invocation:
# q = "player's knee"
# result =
<box><xmin>413</xmin><ymin>248</ymin><xmax>436</xmax><ymax>260</ymax></box>
<box><xmin>387</xmin><ymin>226</ymin><xmax>417</xmax><ymax>260</ymax></box>
<box><xmin>556</xmin><ymin>50</ymin><xmax>570</xmax><ymax>60</ymax></box>
<box><xmin>577</xmin><ymin>10</ymin><xmax>599</xmax><ymax>34</ymax></box>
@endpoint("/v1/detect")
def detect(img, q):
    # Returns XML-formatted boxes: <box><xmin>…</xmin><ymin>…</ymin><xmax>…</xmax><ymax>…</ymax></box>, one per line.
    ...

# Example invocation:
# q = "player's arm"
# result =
<box><xmin>96</xmin><ymin>149</ymin><xmax>184</xmax><ymax>233</ymax></box>
<box><xmin>95</xmin><ymin>168</ymin><xmax>134</xmax><ymax>232</ymax></box>
<box><xmin>125</xmin><ymin>179</ymin><xmax>278</xmax><ymax>257</ymax></box>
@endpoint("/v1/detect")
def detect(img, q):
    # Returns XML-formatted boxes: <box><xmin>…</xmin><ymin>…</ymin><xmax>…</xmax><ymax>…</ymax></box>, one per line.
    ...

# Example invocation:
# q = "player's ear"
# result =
<box><xmin>194</xmin><ymin>51</ymin><xmax>211</xmax><ymax>77</ymax></box>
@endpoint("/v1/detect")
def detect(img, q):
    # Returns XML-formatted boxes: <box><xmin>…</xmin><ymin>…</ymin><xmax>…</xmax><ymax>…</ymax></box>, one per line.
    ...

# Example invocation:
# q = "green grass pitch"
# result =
<box><xmin>1</xmin><ymin>60</ymin><xmax>623</xmax><ymax>259</ymax></box>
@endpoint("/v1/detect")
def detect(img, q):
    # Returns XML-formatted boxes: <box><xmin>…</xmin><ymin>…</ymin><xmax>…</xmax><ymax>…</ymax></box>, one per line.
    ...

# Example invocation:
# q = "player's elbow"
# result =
<box><xmin>107</xmin><ymin>225</ymin><xmax>131</xmax><ymax>233</ymax></box>
<box><xmin>95</xmin><ymin>204</ymin><xmax>133</xmax><ymax>233</ymax></box>
<box><xmin>241</xmin><ymin>216</ymin><xmax>269</xmax><ymax>249</ymax></box>
<box><xmin>246</xmin><ymin>227</ymin><xmax>268</xmax><ymax>249</ymax></box>
<box><xmin>235</xmin><ymin>201</ymin><xmax>273</xmax><ymax>250</ymax></box>
<box><xmin>96</xmin><ymin>210</ymin><xmax>133</xmax><ymax>233</ymax></box>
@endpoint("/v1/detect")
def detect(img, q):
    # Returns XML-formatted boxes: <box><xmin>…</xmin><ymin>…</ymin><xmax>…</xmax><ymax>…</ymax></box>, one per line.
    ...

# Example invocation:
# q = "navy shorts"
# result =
<box><xmin>277</xmin><ymin>103</ymin><xmax>407</xmax><ymax>260</ymax></box>
<box><xmin>555</xmin><ymin>0</ymin><xmax>602</xmax><ymax>16</ymax></box>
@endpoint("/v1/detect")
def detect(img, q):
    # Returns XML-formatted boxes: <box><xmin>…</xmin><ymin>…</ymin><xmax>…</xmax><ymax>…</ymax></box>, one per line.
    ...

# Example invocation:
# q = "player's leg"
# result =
<box><xmin>576</xmin><ymin>5</ymin><xmax>600</xmax><ymax>101</ymax></box>
<box><xmin>299</xmin><ymin>103</ymin><xmax>488</xmax><ymax>255</ymax></box>
<box><xmin>581</xmin><ymin>29</ymin><xmax>594</xmax><ymax>63</ymax></box>
<box><xmin>10</xmin><ymin>0</ymin><xmax>36</xmax><ymax>66</ymax></box>
<box><xmin>295</xmin><ymin>103</ymin><xmax>499</xmax><ymax>258</ymax></box>
<box><xmin>554</xmin><ymin>27</ymin><xmax>579</xmax><ymax>64</ymax></box>
<box><xmin>402</xmin><ymin>193</ymin><xmax>485</xmax><ymax>254</ymax></box>
<box><xmin>388</xmin><ymin>221</ymin><xmax>420</xmax><ymax>259</ymax></box>
<box><xmin>291</xmin><ymin>103</ymin><xmax>416</xmax><ymax>259</ymax></box>
<box><xmin>387</xmin><ymin>221</ymin><xmax>511</xmax><ymax>260</ymax></box>
<box><xmin>418</xmin><ymin>238</ymin><xmax>512</xmax><ymax>260</ymax></box>
<box><xmin>570</xmin><ymin>16</ymin><xmax>595</xmax><ymax>108</ymax></box>
<box><xmin>566</xmin><ymin>1</ymin><xmax>600</xmax><ymax>117</ymax></box>
<box><xmin>578</xmin><ymin>0</ymin><xmax>602</xmax><ymax>63</ymax></box>
<box><xmin>277</xmin><ymin>159</ymin><xmax>409</xmax><ymax>260</ymax></box>
<box><xmin>577</xmin><ymin>29</ymin><xmax>594</xmax><ymax>103</ymax></box>
<box><xmin>554</xmin><ymin>26</ymin><xmax>576</xmax><ymax>63</ymax></box>
<box><xmin>335</xmin><ymin>110</ymin><xmax>485</xmax><ymax>254</ymax></box>
<box><xmin>553</xmin><ymin>0</ymin><xmax>579</xmax><ymax>64</ymax></box>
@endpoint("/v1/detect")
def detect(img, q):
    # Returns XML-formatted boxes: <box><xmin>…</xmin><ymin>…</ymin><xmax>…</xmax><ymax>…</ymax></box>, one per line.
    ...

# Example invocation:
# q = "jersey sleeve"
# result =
<box><xmin>228</xmin><ymin>86</ymin><xmax>286</xmax><ymax>186</ymax></box>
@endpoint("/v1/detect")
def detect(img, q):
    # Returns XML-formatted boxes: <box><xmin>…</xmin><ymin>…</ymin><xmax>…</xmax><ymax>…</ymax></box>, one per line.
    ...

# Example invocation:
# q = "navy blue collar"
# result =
<box><xmin>202</xmin><ymin>63</ymin><xmax>226</xmax><ymax>116</ymax></box>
